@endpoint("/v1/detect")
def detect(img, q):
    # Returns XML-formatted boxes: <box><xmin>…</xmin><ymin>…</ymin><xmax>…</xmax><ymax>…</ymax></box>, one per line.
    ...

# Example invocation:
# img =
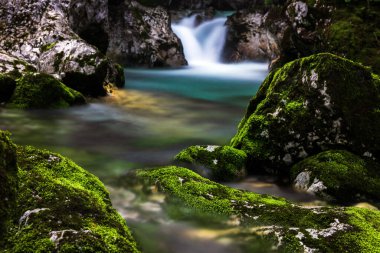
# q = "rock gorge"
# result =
<box><xmin>1</xmin><ymin>0</ymin><xmax>380</xmax><ymax>252</ymax></box>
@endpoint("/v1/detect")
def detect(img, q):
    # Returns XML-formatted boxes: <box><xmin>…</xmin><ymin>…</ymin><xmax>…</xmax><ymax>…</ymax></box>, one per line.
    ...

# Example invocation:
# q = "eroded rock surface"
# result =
<box><xmin>0</xmin><ymin>0</ymin><xmax>186</xmax><ymax>97</ymax></box>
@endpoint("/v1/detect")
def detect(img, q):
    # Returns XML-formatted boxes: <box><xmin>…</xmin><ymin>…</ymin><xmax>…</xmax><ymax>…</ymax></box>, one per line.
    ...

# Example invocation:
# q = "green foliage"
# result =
<box><xmin>8</xmin><ymin>73</ymin><xmax>85</xmax><ymax>109</ymax></box>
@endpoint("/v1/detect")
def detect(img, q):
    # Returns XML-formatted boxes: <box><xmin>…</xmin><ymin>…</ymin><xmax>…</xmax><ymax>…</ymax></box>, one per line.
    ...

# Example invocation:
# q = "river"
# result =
<box><xmin>0</xmin><ymin>14</ymin><xmax>318</xmax><ymax>253</ymax></box>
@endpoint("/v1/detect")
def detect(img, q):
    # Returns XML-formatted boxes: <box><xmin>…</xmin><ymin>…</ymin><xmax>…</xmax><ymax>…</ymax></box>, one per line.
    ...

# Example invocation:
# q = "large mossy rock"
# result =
<box><xmin>291</xmin><ymin>150</ymin><xmax>380</xmax><ymax>204</ymax></box>
<box><xmin>174</xmin><ymin>145</ymin><xmax>247</xmax><ymax>181</ymax></box>
<box><xmin>133</xmin><ymin>166</ymin><xmax>380</xmax><ymax>252</ymax></box>
<box><xmin>7</xmin><ymin>73</ymin><xmax>85</xmax><ymax>109</ymax></box>
<box><xmin>0</xmin><ymin>132</ymin><xmax>18</xmax><ymax>242</ymax></box>
<box><xmin>0</xmin><ymin>131</ymin><xmax>139</xmax><ymax>252</ymax></box>
<box><xmin>231</xmin><ymin>53</ymin><xmax>380</xmax><ymax>173</ymax></box>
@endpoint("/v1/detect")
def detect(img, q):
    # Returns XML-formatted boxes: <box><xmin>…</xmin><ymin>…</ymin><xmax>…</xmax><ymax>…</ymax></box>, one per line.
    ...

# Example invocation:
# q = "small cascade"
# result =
<box><xmin>172</xmin><ymin>15</ymin><xmax>227</xmax><ymax>66</ymax></box>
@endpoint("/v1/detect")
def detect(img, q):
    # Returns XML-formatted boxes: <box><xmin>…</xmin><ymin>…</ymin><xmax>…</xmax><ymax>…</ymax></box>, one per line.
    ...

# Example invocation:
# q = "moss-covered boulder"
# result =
<box><xmin>133</xmin><ymin>166</ymin><xmax>380</xmax><ymax>252</ymax></box>
<box><xmin>0</xmin><ymin>132</ymin><xmax>18</xmax><ymax>242</ymax></box>
<box><xmin>0</xmin><ymin>132</ymin><xmax>139</xmax><ymax>252</ymax></box>
<box><xmin>291</xmin><ymin>150</ymin><xmax>380</xmax><ymax>204</ymax></box>
<box><xmin>7</xmin><ymin>73</ymin><xmax>85</xmax><ymax>109</ymax></box>
<box><xmin>174</xmin><ymin>145</ymin><xmax>247</xmax><ymax>181</ymax></box>
<box><xmin>231</xmin><ymin>53</ymin><xmax>380</xmax><ymax>174</ymax></box>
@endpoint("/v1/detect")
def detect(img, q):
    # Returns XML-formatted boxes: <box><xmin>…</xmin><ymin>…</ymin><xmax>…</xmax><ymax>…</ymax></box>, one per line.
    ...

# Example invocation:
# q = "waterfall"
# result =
<box><xmin>172</xmin><ymin>15</ymin><xmax>227</xmax><ymax>66</ymax></box>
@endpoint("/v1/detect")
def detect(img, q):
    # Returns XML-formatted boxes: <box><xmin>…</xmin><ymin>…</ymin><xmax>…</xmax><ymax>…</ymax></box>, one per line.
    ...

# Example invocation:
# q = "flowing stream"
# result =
<box><xmin>0</xmin><ymin>14</ymin><xmax>319</xmax><ymax>253</ymax></box>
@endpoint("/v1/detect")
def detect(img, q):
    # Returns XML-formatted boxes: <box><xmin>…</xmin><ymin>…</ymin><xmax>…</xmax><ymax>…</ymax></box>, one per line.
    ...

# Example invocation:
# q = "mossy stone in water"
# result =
<box><xmin>231</xmin><ymin>53</ymin><xmax>380</xmax><ymax>173</ymax></box>
<box><xmin>291</xmin><ymin>150</ymin><xmax>380</xmax><ymax>204</ymax></box>
<box><xmin>0</xmin><ymin>131</ymin><xmax>18</xmax><ymax>243</ymax></box>
<box><xmin>0</xmin><ymin>133</ymin><xmax>139</xmax><ymax>252</ymax></box>
<box><xmin>175</xmin><ymin>145</ymin><xmax>247</xmax><ymax>181</ymax></box>
<box><xmin>8</xmin><ymin>73</ymin><xmax>85</xmax><ymax>109</ymax></box>
<box><xmin>134</xmin><ymin>166</ymin><xmax>380</xmax><ymax>252</ymax></box>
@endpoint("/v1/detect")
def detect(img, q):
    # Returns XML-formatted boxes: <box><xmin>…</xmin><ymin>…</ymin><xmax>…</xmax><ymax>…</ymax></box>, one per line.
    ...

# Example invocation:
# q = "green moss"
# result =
<box><xmin>0</xmin><ymin>131</ymin><xmax>18</xmax><ymax>245</ymax></box>
<box><xmin>1</xmin><ymin>143</ymin><xmax>139</xmax><ymax>252</ymax></box>
<box><xmin>7</xmin><ymin>73</ymin><xmax>85</xmax><ymax>109</ymax></box>
<box><xmin>231</xmin><ymin>53</ymin><xmax>380</xmax><ymax>173</ymax></box>
<box><xmin>291</xmin><ymin>150</ymin><xmax>380</xmax><ymax>203</ymax></box>
<box><xmin>326</xmin><ymin>5</ymin><xmax>380</xmax><ymax>74</ymax></box>
<box><xmin>134</xmin><ymin>166</ymin><xmax>380</xmax><ymax>251</ymax></box>
<box><xmin>175</xmin><ymin>145</ymin><xmax>247</xmax><ymax>181</ymax></box>
<box><xmin>40</xmin><ymin>42</ymin><xmax>57</xmax><ymax>53</ymax></box>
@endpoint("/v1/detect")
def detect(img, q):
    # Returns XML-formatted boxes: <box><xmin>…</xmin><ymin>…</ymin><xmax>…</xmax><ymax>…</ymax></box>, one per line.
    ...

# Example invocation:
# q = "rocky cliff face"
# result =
<box><xmin>0</xmin><ymin>0</ymin><xmax>186</xmax><ymax>98</ymax></box>
<box><xmin>106</xmin><ymin>1</ymin><xmax>187</xmax><ymax>67</ymax></box>
<box><xmin>223</xmin><ymin>0</ymin><xmax>380</xmax><ymax>73</ymax></box>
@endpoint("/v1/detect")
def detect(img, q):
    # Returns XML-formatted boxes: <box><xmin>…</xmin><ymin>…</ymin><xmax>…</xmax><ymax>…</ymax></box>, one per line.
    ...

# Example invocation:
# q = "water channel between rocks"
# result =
<box><xmin>0</xmin><ymin>14</ymin><xmax>322</xmax><ymax>253</ymax></box>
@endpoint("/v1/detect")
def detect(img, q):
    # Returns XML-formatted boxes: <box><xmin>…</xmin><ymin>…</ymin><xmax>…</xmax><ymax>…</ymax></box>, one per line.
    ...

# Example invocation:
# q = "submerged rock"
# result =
<box><xmin>132</xmin><ymin>166</ymin><xmax>380</xmax><ymax>252</ymax></box>
<box><xmin>231</xmin><ymin>53</ymin><xmax>380</xmax><ymax>173</ymax></box>
<box><xmin>291</xmin><ymin>150</ymin><xmax>380</xmax><ymax>204</ymax></box>
<box><xmin>175</xmin><ymin>145</ymin><xmax>247</xmax><ymax>181</ymax></box>
<box><xmin>0</xmin><ymin>131</ymin><xmax>139</xmax><ymax>252</ymax></box>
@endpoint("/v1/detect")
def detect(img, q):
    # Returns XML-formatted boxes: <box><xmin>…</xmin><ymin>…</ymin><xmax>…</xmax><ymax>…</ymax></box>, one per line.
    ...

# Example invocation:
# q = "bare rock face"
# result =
<box><xmin>223</xmin><ymin>10</ymin><xmax>285</xmax><ymax>62</ymax></box>
<box><xmin>222</xmin><ymin>1</ymin><xmax>330</xmax><ymax>67</ymax></box>
<box><xmin>0</xmin><ymin>0</ymin><xmax>121</xmax><ymax>96</ymax></box>
<box><xmin>167</xmin><ymin>0</ymin><xmax>253</xmax><ymax>10</ymax></box>
<box><xmin>106</xmin><ymin>1</ymin><xmax>187</xmax><ymax>67</ymax></box>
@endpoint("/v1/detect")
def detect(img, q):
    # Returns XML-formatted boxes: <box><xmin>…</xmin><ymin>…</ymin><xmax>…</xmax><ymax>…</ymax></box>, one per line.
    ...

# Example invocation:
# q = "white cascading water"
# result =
<box><xmin>172</xmin><ymin>15</ymin><xmax>228</xmax><ymax>66</ymax></box>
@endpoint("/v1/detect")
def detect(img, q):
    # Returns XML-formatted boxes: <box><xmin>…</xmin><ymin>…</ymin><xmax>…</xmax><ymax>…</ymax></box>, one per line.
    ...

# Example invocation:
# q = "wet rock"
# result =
<box><xmin>132</xmin><ymin>166</ymin><xmax>380</xmax><ymax>252</ymax></box>
<box><xmin>291</xmin><ymin>150</ymin><xmax>380</xmax><ymax>204</ymax></box>
<box><xmin>107</xmin><ymin>1</ymin><xmax>187</xmax><ymax>67</ymax></box>
<box><xmin>231</xmin><ymin>53</ymin><xmax>380</xmax><ymax>173</ymax></box>
<box><xmin>223</xmin><ymin>9</ymin><xmax>285</xmax><ymax>63</ymax></box>
<box><xmin>175</xmin><ymin>145</ymin><xmax>247</xmax><ymax>181</ymax></box>
<box><xmin>166</xmin><ymin>0</ymin><xmax>254</xmax><ymax>10</ymax></box>
<box><xmin>0</xmin><ymin>131</ymin><xmax>140</xmax><ymax>252</ymax></box>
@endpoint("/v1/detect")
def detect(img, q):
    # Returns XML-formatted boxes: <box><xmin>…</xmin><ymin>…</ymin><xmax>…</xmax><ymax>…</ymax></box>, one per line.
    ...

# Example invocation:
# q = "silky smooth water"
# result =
<box><xmin>0</xmin><ymin>15</ymin><xmax>319</xmax><ymax>253</ymax></box>
<box><xmin>0</xmin><ymin>66</ymin><xmax>274</xmax><ymax>253</ymax></box>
